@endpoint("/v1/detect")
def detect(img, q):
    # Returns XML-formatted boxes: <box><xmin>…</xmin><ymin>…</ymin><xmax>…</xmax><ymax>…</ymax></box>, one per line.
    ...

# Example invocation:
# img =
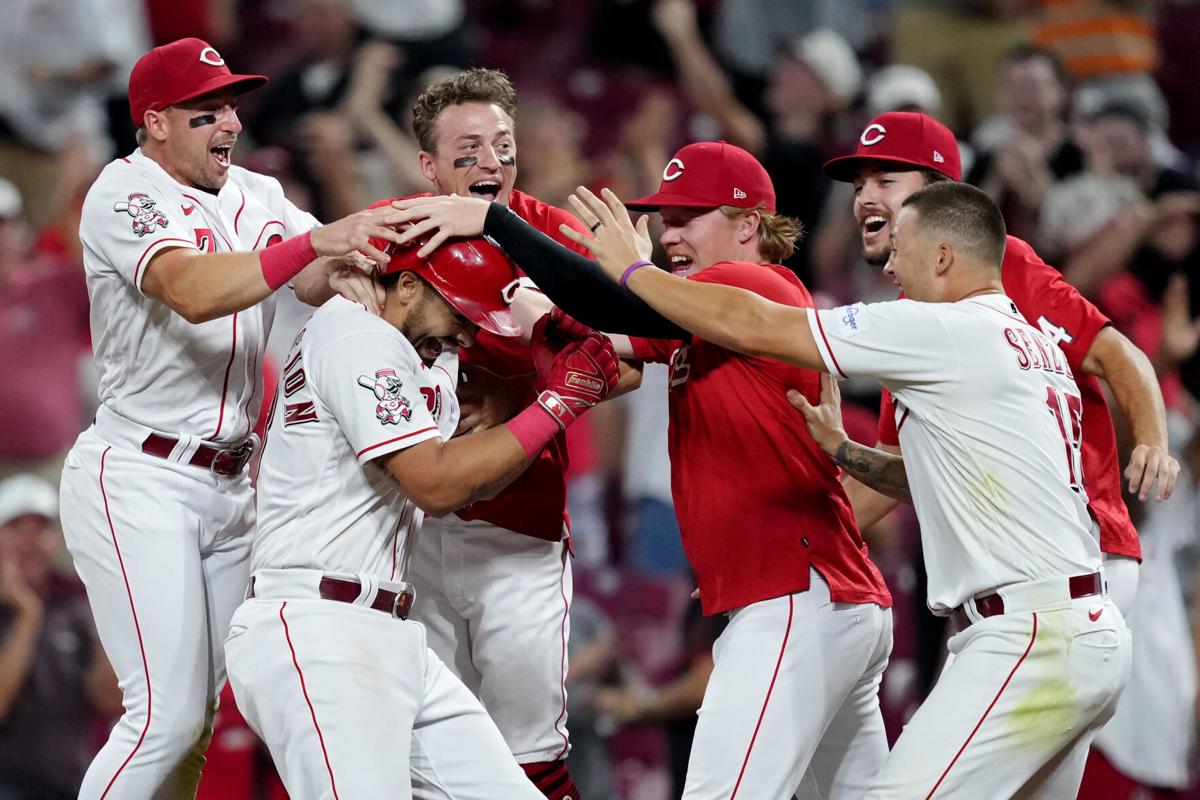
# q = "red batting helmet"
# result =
<box><xmin>381</xmin><ymin>237</ymin><xmax>521</xmax><ymax>337</ymax></box>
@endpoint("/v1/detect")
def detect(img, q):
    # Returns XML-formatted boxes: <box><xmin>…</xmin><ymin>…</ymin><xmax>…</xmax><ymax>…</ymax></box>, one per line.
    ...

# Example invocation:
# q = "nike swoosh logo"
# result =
<box><xmin>182</xmin><ymin>204</ymin><xmax>195</xmax><ymax>215</ymax></box>
<box><xmin>1088</xmin><ymin>608</ymin><xmax>1103</xmax><ymax>622</ymax></box>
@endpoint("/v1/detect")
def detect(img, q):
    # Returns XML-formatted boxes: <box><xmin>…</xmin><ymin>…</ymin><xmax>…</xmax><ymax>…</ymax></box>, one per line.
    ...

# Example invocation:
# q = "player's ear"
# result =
<box><xmin>736</xmin><ymin>209</ymin><xmax>761</xmax><ymax>246</ymax></box>
<box><xmin>935</xmin><ymin>241</ymin><xmax>954</xmax><ymax>276</ymax></box>
<box><xmin>145</xmin><ymin>109</ymin><xmax>169</xmax><ymax>143</ymax></box>
<box><xmin>395</xmin><ymin>271</ymin><xmax>423</xmax><ymax>305</ymax></box>
<box><xmin>418</xmin><ymin>151</ymin><xmax>438</xmax><ymax>187</ymax></box>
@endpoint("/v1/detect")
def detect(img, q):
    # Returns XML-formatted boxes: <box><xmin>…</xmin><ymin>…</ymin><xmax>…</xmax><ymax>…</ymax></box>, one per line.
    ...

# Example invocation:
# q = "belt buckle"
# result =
<box><xmin>210</xmin><ymin>434</ymin><xmax>258</xmax><ymax>476</ymax></box>
<box><xmin>391</xmin><ymin>585</ymin><xmax>415</xmax><ymax>619</ymax></box>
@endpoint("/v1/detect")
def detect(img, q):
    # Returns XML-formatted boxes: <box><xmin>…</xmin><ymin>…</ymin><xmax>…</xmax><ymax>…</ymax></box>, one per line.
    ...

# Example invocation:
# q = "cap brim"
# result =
<box><xmin>171</xmin><ymin>73</ymin><xmax>269</xmax><ymax>109</ymax></box>
<box><xmin>624</xmin><ymin>192</ymin><xmax>720</xmax><ymax>212</ymax></box>
<box><xmin>822</xmin><ymin>153</ymin><xmax>950</xmax><ymax>182</ymax></box>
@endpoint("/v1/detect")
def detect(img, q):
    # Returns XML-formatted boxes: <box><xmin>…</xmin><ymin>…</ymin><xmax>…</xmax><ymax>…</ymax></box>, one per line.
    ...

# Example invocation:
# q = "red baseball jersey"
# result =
<box><xmin>877</xmin><ymin>235</ymin><xmax>1140</xmax><ymax>559</ymax></box>
<box><xmin>631</xmin><ymin>261</ymin><xmax>892</xmax><ymax>615</ymax></box>
<box><xmin>453</xmin><ymin>189</ymin><xmax>592</xmax><ymax>540</ymax></box>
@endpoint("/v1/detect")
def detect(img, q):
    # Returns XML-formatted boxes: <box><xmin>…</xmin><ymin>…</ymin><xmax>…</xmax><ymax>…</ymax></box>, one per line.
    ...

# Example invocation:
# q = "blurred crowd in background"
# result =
<box><xmin>2</xmin><ymin>0</ymin><xmax>1200</xmax><ymax>798</ymax></box>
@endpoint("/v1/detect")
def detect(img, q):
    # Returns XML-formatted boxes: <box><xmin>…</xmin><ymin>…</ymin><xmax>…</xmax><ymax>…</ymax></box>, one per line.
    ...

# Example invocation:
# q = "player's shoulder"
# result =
<box><xmin>226</xmin><ymin>165</ymin><xmax>285</xmax><ymax>202</ymax></box>
<box><xmin>306</xmin><ymin>296</ymin><xmax>405</xmax><ymax>351</ymax></box>
<box><xmin>83</xmin><ymin>154</ymin><xmax>168</xmax><ymax>211</ymax></box>
<box><xmin>690</xmin><ymin>261</ymin><xmax>812</xmax><ymax>304</ymax></box>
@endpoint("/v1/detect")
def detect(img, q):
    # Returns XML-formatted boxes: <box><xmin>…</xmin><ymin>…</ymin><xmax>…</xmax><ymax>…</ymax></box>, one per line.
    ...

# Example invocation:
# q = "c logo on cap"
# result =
<box><xmin>199</xmin><ymin>47</ymin><xmax>225</xmax><ymax>67</ymax></box>
<box><xmin>860</xmin><ymin>123</ymin><xmax>887</xmax><ymax>147</ymax></box>
<box><xmin>662</xmin><ymin>158</ymin><xmax>685</xmax><ymax>182</ymax></box>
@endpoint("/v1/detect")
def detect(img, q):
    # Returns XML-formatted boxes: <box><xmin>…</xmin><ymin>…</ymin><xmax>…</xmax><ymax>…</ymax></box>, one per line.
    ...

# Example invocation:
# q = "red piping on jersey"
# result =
<box><xmin>280</xmin><ymin>602</ymin><xmax>341</xmax><ymax>799</ymax></box>
<box><xmin>180</xmin><ymin>194</ymin><xmax>234</xmax><ymax>251</ymax></box>
<box><xmin>98</xmin><ymin>446</ymin><xmax>154</xmax><ymax>800</ymax></box>
<box><xmin>812</xmin><ymin>312</ymin><xmax>849</xmax><ymax>379</ymax></box>
<box><xmin>213</xmin><ymin>313</ymin><xmax>238</xmax><ymax>439</ymax></box>
<box><xmin>252</xmin><ymin>220</ymin><xmax>285</xmax><ymax>250</ymax></box>
<box><xmin>925</xmin><ymin>613</ymin><xmax>1039</xmax><ymax>798</ymax></box>
<box><xmin>731</xmin><ymin>594</ymin><xmax>794</xmax><ymax>799</ymax></box>
<box><xmin>134</xmin><ymin>237</ymin><xmax>195</xmax><ymax>286</ymax></box>
<box><xmin>357</xmin><ymin>427</ymin><xmax>438</xmax><ymax>458</ymax></box>
<box><xmin>120</xmin><ymin>157</ymin><xmax>131</xmax><ymax>163</ymax></box>
<box><xmin>239</xmin><ymin>344</ymin><xmax>258</xmax><ymax>439</ymax></box>
<box><xmin>897</xmin><ymin>408</ymin><xmax>910</xmax><ymax>433</ymax></box>
<box><xmin>552</xmin><ymin>544</ymin><xmax>571</xmax><ymax>759</ymax></box>
<box><xmin>233</xmin><ymin>189</ymin><xmax>246</xmax><ymax>237</ymax></box>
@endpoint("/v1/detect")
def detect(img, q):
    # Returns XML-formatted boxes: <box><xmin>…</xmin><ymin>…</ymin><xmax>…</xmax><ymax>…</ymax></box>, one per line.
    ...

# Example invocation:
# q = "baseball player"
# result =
<box><xmin>570</xmin><ymin>178</ymin><xmax>1132</xmax><ymax>798</ymax></box>
<box><xmin>224</xmin><ymin>237</ymin><xmax>620</xmax><ymax>799</ymax></box>
<box><xmin>57</xmin><ymin>38</ymin><xmax>411</xmax><ymax>799</ymax></box>
<box><xmin>822</xmin><ymin>111</ymin><xmax>1178</xmax><ymax>614</ymax></box>
<box><xmin>397</xmin><ymin>142</ymin><xmax>896</xmax><ymax>800</ymax></box>
<box><xmin>371</xmin><ymin>68</ymin><xmax>634</xmax><ymax>799</ymax></box>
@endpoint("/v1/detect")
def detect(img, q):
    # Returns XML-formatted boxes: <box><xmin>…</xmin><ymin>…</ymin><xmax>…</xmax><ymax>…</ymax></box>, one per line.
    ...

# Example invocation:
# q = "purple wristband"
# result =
<box><xmin>619</xmin><ymin>260</ymin><xmax>654</xmax><ymax>287</ymax></box>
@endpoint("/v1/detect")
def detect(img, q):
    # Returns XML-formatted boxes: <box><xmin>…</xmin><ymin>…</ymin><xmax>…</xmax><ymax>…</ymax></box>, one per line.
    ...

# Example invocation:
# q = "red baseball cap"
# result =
<box><xmin>627</xmin><ymin>141</ymin><xmax>776</xmax><ymax>212</ymax></box>
<box><xmin>128</xmin><ymin>38</ymin><xmax>268</xmax><ymax>126</ymax></box>
<box><xmin>823</xmin><ymin>111</ymin><xmax>961</xmax><ymax>182</ymax></box>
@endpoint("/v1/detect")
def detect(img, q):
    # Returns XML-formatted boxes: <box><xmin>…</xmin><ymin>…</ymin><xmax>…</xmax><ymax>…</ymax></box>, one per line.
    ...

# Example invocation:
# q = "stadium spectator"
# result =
<box><xmin>0</xmin><ymin>474</ymin><xmax>122</xmax><ymax>800</ymax></box>
<box><xmin>0</xmin><ymin>179</ymin><xmax>92</xmax><ymax>485</ymax></box>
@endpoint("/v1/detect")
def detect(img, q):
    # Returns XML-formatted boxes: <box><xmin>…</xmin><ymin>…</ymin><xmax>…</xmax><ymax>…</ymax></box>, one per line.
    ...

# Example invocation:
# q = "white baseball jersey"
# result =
<box><xmin>79</xmin><ymin>148</ymin><xmax>318</xmax><ymax>442</ymax></box>
<box><xmin>810</xmin><ymin>294</ymin><xmax>1101</xmax><ymax>613</ymax></box>
<box><xmin>253</xmin><ymin>295</ymin><xmax>459</xmax><ymax>580</ymax></box>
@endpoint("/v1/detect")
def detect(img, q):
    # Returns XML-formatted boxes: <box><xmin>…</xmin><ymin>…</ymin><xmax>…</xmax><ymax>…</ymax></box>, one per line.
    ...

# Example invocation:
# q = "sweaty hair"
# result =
<box><xmin>411</xmin><ymin>68</ymin><xmax>518</xmax><ymax>152</ymax></box>
<box><xmin>918</xmin><ymin>167</ymin><xmax>954</xmax><ymax>187</ymax></box>
<box><xmin>719</xmin><ymin>206</ymin><xmax>804</xmax><ymax>263</ymax></box>
<box><xmin>901</xmin><ymin>182</ymin><xmax>1006</xmax><ymax>269</ymax></box>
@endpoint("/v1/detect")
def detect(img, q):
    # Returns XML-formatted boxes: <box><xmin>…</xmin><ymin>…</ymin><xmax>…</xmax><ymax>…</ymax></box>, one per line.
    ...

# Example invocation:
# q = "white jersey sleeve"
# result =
<box><xmin>307</xmin><ymin>328</ymin><xmax>443</xmax><ymax>465</ymax></box>
<box><xmin>808</xmin><ymin>299</ymin><xmax>958</xmax><ymax>386</ymax></box>
<box><xmin>81</xmin><ymin>168</ymin><xmax>198</xmax><ymax>293</ymax></box>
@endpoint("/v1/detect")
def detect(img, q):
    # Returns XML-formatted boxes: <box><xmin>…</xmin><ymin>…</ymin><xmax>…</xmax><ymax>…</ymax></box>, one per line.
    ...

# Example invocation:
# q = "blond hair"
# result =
<box><xmin>719</xmin><ymin>206</ymin><xmax>804</xmax><ymax>263</ymax></box>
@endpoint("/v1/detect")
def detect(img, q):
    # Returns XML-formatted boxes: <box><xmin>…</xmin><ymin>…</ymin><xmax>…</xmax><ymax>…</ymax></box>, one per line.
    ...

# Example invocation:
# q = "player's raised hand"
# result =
<box><xmin>550</xmin><ymin>306</ymin><xmax>595</xmax><ymax>341</ymax></box>
<box><xmin>390</xmin><ymin>194</ymin><xmax>491</xmax><ymax>257</ymax></box>
<box><xmin>560</xmin><ymin>186</ymin><xmax>654</xmax><ymax>283</ymax></box>
<box><xmin>1125</xmin><ymin>443</ymin><xmax>1180</xmax><ymax>502</ymax></box>
<box><xmin>787</xmin><ymin>373</ymin><xmax>848</xmax><ymax>458</ymax></box>
<box><xmin>310</xmin><ymin>205</ymin><xmax>410</xmax><ymax>266</ymax></box>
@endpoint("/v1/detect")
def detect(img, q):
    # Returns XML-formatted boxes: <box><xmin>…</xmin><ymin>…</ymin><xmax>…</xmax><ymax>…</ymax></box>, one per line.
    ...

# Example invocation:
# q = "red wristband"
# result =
<box><xmin>260</xmin><ymin>230</ymin><xmax>318</xmax><ymax>291</ymax></box>
<box><xmin>505</xmin><ymin>401</ymin><xmax>562</xmax><ymax>458</ymax></box>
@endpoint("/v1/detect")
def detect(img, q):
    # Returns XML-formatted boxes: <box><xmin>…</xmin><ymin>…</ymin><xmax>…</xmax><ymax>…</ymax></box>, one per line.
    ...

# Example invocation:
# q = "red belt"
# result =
<box><xmin>249</xmin><ymin>575</ymin><xmax>415</xmax><ymax>620</ymax></box>
<box><xmin>953</xmin><ymin>572</ymin><xmax>1102</xmax><ymax>629</ymax></box>
<box><xmin>141</xmin><ymin>433</ymin><xmax>255</xmax><ymax>476</ymax></box>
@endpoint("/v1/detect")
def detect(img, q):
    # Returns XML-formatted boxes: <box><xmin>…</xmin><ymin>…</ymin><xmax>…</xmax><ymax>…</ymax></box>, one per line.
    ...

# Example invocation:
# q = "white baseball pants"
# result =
<box><xmin>682</xmin><ymin>568</ymin><xmax>894</xmax><ymax>800</ymax></box>
<box><xmin>224</xmin><ymin>569</ymin><xmax>542</xmax><ymax>800</ymax></box>
<box><xmin>866</xmin><ymin>594</ymin><xmax>1131</xmax><ymax>798</ymax></box>
<box><xmin>407</xmin><ymin>515</ymin><xmax>572</xmax><ymax>763</ymax></box>
<box><xmin>59</xmin><ymin>429</ymin><xmax>254</xmax><ymax>799</ymax></box>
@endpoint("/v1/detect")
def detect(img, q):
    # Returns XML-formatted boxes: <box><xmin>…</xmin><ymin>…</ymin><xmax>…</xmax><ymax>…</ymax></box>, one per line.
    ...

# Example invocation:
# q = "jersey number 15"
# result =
<box><xmin>1046</xmin><ymin>387</ymin><xmax>1084</xmax><ymax>492</ymax></box>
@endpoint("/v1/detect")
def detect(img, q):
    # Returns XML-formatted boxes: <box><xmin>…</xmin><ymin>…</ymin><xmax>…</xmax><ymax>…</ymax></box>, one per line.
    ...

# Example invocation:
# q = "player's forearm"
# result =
<box><xmin>483</xmin><ymin>204</ymin><xmax>685</xmax><ymax>339</ymax></box>
<box><xmin>830</xmin><ymin>440</ymin><xmax>911</xmax><ymax>502</ymax></box>
<box><xmin>844</xmin><ymin>477</ymin><xmax>903</xmax><ymax>529</ymax></box>
<box><xmin>623</xmin><ymin>266</ymin><xmax>823</xmax><ymax>369</ymax></box>
<box><xmin>397</xmin><ymin>425</ymin><xmax>537</xmax><ymax>517</ymax></box>
<box><xmin>292</xmin><ymin>258</ymin><xmax>342</xmax><ymax>307</ymax></box>
<box><xmin>0</xmin><ymin>608</ymin><xmax>43</xmax><ymax>720</ymax></box>
<box><xmin>1087</xmin><ymin>327</ymin><xmax>1168</xmax><ymax>449</ymax></box>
